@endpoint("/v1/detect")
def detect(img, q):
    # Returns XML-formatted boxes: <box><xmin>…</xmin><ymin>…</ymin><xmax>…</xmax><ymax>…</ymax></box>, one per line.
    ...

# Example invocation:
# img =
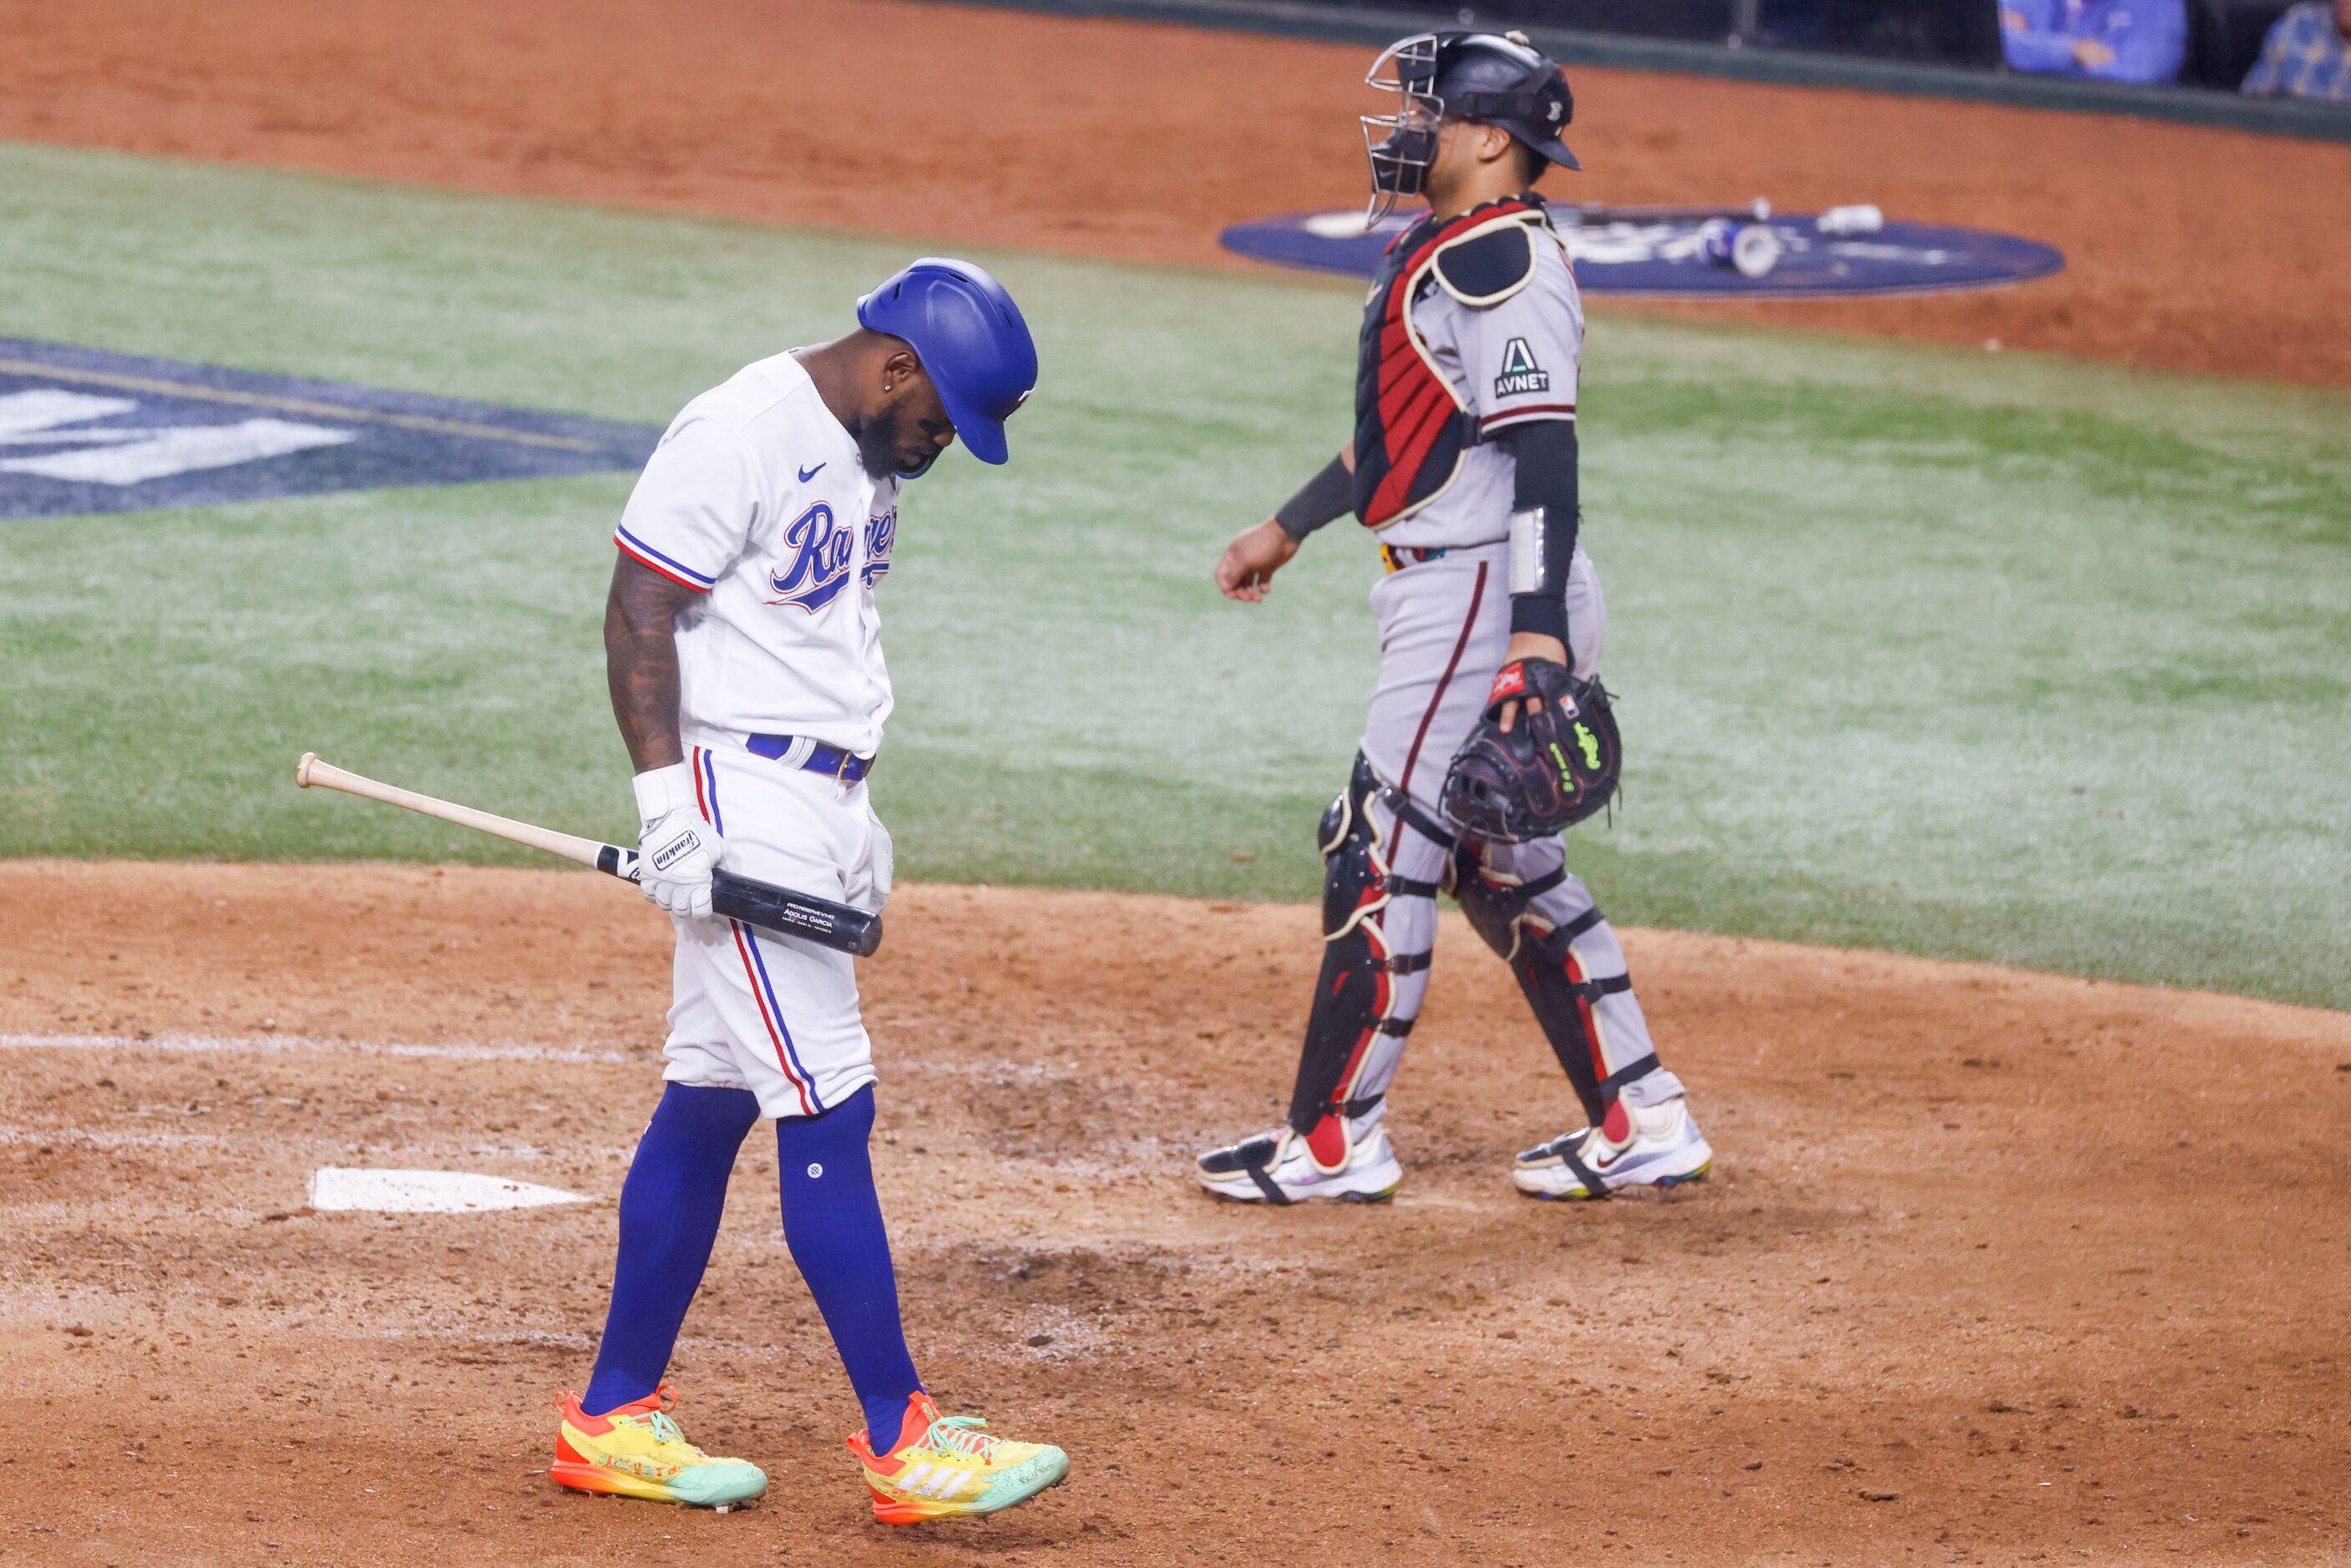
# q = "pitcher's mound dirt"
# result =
<box><xmin>3</xmin><ymin>861</ymin><xmax>2345</xmax><ymax>1564</ymax></box>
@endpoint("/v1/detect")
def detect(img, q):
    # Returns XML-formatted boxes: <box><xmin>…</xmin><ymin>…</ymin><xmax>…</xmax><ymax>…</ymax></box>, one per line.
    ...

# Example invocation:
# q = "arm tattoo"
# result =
<box><xmin>604</xmin><ymin>554</ymin><xmax>702</xmax><ymax>774</ymax></box>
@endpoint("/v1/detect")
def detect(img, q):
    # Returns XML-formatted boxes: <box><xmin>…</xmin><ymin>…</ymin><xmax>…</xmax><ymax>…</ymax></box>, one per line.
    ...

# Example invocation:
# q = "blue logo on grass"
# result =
<box><xmin>1218</xmin><ymin>208</ymin><xmax>2065</xmax><ymax>298</ymax></box>
<box><xmin>0</xmin><ymin>338</ymin><xmax>660</xmax><ymax>522</ymax></box>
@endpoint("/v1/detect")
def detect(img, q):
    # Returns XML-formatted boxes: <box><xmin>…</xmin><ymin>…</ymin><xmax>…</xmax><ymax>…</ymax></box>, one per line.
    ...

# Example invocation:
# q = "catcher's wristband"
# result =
<box><xmin>1506</xmin><ymin>506</ymin><xmax>1570</xmax><ymax>642</ymax></box>
<box><xmin>1507</xmin><ymin>505</ymin><xmax>1553</xmax><ymax>596</ymax></box>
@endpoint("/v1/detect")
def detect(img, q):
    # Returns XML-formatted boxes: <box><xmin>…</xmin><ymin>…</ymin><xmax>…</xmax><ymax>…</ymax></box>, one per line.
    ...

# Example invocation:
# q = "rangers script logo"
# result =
<box><xmin>767</xmin><ymin>502</ymin><xmax>854</xmax><ymax>612</ymax></box>
<box><xmin>860</xmin><ymin>505</ymin><xmax>897</xmax><ymax>589</ymax></box>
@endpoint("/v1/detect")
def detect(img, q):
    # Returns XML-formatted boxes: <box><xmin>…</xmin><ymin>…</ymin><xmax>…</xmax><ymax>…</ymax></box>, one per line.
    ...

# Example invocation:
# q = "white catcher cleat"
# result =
<box><xmin>1195</xmin><ymin>1118</ymin><xmax>1403</xmax><ymax>1205</ymax></box>
<box><xmin>1512</xmin><ymin>1095</ymin><xmax>1712</xmax><ymax>1201</ymax></box>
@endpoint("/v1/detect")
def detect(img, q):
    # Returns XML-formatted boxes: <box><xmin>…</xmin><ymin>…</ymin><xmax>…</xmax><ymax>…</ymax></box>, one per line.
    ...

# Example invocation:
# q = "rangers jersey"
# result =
<box><xmin>615</xmin><ymin>352</ymin><xmax>901</xmax><ymax>757</ymax></box>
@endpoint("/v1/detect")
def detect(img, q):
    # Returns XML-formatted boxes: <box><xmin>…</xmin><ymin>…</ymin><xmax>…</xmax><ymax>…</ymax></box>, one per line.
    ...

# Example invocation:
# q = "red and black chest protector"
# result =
<box><xmin>1350</xmin><ymin>195</ymin><xmax>1547</xmax><ymax>529</ymax></box>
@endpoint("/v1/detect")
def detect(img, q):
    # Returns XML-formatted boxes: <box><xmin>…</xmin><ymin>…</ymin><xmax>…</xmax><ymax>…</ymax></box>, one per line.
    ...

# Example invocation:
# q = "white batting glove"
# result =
<box><xmin>633</xmin><ymin>763</ymin><xmax>721</xmax><ymax>922</ymax></box>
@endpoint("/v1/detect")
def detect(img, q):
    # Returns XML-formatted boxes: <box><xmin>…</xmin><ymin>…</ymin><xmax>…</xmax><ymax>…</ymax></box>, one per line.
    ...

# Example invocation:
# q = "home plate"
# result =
<box><xmin>308</xmin><ymin>1167</ymin><xmax>591</xmax><ymax>1213</ymax></box>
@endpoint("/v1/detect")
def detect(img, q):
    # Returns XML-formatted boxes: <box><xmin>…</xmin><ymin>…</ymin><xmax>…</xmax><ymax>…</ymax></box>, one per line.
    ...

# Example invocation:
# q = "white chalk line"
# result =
<box><xmin>0</xmin><ymin>1126</ymin><xmax>232</xmax><ymax>1151</ymax></box>
<box><xmin>0</xmin><ymin>1031</ymin><xmax>1080</xmax><ymax>1080</ymax></box>
<box><xmin>0</xmin><ymin>1126</ymin><xmax>569</xmax><ymax>1165</ymax></box>
<box><xmin>0</xmin><ymin>1031</ymin><xmax>635</xmax><ymax>1065</ymax></box>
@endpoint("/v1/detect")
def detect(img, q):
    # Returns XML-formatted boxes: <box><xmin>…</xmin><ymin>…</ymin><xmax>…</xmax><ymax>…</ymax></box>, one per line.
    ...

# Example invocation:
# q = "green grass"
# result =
<box><xmin>3</xmin><ymin>142</ymin><xmax>2346</xmax><ymax>1008</ymax></box>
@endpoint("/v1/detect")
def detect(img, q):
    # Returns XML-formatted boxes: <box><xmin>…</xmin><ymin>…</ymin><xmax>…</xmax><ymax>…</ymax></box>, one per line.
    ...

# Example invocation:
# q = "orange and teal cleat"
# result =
<box><xmin>848</xmin><ymin>1391</ymin><xmax>1069</xmax><ymax>1524</ymax></box>
<box><xmin>551</xmin><ymin>1384</ymin><xmax>767</xmax><ymax>1509</ymax></box>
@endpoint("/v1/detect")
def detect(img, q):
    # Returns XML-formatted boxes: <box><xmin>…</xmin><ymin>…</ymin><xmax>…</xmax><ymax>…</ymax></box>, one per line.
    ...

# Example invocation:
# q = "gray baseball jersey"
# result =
<box><xmin>1379</xmin><ymin>224</ymin><xmax>1582</xmax><ymax>550</ymax></box>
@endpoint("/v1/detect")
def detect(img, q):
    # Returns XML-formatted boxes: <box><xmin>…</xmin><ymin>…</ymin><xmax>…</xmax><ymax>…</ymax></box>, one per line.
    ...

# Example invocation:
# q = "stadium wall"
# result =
<box><xmin>930</xmin><ymin>0</ymin><xmax>2351</xmax><ymax>142</ymax></box>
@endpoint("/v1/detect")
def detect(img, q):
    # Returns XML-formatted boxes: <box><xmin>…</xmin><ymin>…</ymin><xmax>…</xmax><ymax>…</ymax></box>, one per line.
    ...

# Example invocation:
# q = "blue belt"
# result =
<box><xmin>746</xmin><ymin>733</ymin><xmax>875</xmax><ymax>783</ymax></box>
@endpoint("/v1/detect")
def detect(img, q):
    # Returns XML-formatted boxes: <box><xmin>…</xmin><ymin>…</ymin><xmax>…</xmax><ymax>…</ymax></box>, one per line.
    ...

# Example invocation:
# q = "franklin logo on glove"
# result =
<box><xmin>651</xmin><ymin>829</ymin><xmax>702</xmax><ymax>873</ymax></box>
<box><xmin>631</xmin><ymin>763</ymin><xmax>723</xmax><ymax>923</ymax></box>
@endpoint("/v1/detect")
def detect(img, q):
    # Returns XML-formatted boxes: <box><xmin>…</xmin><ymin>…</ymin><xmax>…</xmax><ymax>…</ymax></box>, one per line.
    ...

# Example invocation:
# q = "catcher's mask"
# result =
<box><xmin>1360</xmin><ymin>30</ymin><xmax>1580</xmax><ymax>222</ymax></box>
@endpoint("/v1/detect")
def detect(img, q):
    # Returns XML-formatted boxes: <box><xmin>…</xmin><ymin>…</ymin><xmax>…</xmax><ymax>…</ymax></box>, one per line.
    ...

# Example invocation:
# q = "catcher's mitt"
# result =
<box><xmin>1439</xmin><ymin>658</ymin><xmax>1620</xmax><ymax>842</ymax></box>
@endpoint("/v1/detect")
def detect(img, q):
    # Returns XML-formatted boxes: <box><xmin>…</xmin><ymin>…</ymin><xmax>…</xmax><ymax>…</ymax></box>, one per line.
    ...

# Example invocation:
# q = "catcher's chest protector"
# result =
<box><xmin>1351</xmin><ymin>195</ymin><xmax>1549</xmax><ymax>529</ymax></box>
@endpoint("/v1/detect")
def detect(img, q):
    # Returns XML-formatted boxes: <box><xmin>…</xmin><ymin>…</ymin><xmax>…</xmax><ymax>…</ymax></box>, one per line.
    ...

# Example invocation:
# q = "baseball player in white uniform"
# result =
<box><xmin>1196</xmin><ymin>33</ymin><xmax>1714</xmax><ymax>1206</ymax></box>
<box><xmin>553</xmin><ymin>259</ymin><xmax>1071</xmax><ymax>1525</ymax></box>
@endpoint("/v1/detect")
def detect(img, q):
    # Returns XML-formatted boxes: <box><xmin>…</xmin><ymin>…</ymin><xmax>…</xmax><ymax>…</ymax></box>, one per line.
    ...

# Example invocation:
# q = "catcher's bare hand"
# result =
<box><xmin>1216</xmin><ymin>520</ymin><xmax>1300</xmax><ymax>603</ymax></box>
<box><xmin>1495</xmin><ymin>631</ymin><xmax>1568</xmax><ymax>732</ymax></box>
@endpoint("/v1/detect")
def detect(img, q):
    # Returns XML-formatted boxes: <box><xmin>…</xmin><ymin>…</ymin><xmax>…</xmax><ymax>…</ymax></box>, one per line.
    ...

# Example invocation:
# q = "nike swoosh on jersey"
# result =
<box><xmin>798</xmin><ymin>462</ymin><xmax>825</xmax><ymax>482</ymax></box>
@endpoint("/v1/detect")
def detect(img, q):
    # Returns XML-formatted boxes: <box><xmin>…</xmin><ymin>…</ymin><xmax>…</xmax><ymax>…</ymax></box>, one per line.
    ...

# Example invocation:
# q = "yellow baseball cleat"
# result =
<box><xmin>551</xmin><ymin>1384</ymin><xmax>768</xmax><ymax>1509</ymax></box>
<box><xmin>848</xmin><ymin>1391</ymin><xmax>1070</xmax><ymax>1524</ymax></box>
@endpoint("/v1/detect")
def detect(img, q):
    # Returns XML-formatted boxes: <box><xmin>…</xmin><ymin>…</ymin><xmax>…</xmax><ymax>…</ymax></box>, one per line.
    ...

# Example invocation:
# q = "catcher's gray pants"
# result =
<box><xmin>1342</xmin><ymin>540</ymin><xmax>1684</xmax><ymax>1119</ymax></box>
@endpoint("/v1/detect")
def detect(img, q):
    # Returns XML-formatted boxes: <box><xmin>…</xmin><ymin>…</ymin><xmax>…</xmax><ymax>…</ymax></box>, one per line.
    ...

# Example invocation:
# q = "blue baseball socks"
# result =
<box><xmin>583</xmin><ymin>1081</ymin><xmax>762</xmax><ymax>1414</ymax></box>
<box><xmin>583</xmin><ymin>1080</ymin><xmax>922</xmax><ymax>1448</ymax></box>
<box><xmin>774</xmin><ymin>1085</ymin><xmax>924</xmax><ymax>1448</ymax></box>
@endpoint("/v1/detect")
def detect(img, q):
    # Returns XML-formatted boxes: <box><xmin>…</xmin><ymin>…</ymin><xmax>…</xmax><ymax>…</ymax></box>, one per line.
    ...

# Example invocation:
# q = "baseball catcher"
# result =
<box><xmin>1197</xmin><ymin>31</ymin><xmax>1712</xmax><ymax>1205</ymax></box>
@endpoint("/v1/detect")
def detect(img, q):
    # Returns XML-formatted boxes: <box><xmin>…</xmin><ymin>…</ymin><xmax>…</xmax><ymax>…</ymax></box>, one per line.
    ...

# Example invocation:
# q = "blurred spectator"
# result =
<box><xmin>2000</xmin><ymin>0</ymin><xmax>2188</xmax><ymax>81</ymax></box>
<box><xmin>2241</xmin><ymin>0</ymin><xmax>2351</xmax><ymax>96</ymax></box>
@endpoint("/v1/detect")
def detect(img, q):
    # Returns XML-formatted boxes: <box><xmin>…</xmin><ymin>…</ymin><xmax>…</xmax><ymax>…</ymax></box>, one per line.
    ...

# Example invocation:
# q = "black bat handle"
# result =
<box><xmin>711</xmin><ymin>868</ymin><xmax>884</xmax><ymax>958</ymax></box>
<box><xmin>593</xmin><ymin>844</ymin><xmax>883</xmax><ymax>958</ymax></box>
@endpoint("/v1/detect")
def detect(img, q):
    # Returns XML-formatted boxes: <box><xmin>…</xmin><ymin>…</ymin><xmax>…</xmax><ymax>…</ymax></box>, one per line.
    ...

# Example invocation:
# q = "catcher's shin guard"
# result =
<box><xmin>1282</xmin><ymin>755</ymin><xmax>1435</xmax><ymax>1167</ymax></box>
<box><xmin>1452</xmin><ymin>844</ymin><xmax>1656</xmax><ymax>1127</ymax></box>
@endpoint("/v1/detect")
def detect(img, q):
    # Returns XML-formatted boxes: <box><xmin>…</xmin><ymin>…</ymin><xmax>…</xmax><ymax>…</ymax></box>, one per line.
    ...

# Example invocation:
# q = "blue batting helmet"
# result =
<box><xmin>855</xmin><ymin>258</ymin><xmax>1038</xmax><ymax>466</ymax></box>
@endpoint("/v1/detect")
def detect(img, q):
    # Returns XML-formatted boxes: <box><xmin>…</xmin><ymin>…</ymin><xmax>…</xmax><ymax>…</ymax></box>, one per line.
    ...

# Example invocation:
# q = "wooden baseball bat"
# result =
<box><xmin>294</xmin><ymin>753</ymin><xmax>883</xmax><ymax>958</ymax></box>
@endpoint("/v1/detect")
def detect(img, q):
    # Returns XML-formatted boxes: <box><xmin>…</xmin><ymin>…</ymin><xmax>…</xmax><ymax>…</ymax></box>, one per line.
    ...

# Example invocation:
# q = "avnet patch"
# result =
<box><xmin>0</xmin><ymin>337</ymin><xmax>659</xmax><ymax>521</ymax></box>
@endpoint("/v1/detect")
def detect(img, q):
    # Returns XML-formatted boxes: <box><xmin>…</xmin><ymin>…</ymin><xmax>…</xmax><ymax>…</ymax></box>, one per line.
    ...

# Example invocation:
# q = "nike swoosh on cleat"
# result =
<box><xmin>798</xmin><ymin>462</ymin><xmax>825</xmax><ymax>482</ymax></box>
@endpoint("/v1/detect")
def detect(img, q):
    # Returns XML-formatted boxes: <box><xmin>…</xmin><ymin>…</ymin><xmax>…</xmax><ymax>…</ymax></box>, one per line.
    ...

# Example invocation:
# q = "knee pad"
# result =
<box><xmin>1453</xmin><ymin>846</ymin><xmax>1654</xmax><ymax>1125</ymax></box>
<box><xmin>1450</xmin><ymin>842</ymin><xmax>1568</xmax><ymax>963</ymax></box>
<box><xmin>1284</xmin><ymin>755</ymin><xmax>1433</xmax><ymax>1156</ymax></box>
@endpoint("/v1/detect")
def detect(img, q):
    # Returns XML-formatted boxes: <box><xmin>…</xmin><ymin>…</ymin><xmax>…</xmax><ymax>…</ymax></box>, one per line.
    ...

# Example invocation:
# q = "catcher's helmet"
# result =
<box><xmin>855</xmin><ymin>257</ymin><xmax>1037</xmax><ymax>466</ymax></box>
<box><xmin>1362</xmin><ymin>31</ymin><xmax>1578</xmax><ymax>220</ymax></box>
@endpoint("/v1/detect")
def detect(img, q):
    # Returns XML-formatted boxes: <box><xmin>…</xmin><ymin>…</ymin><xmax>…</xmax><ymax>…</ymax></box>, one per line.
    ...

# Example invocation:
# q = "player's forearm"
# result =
<box><xmin>1504</xmin><ymin>421</ymin><xmax>1578</xmax><ymax>643</ymax></box>
<box><xmin>1273</xmin><ymin>448</ymin><xmax>1355</xmax><ymax>543</ymax></box>
<box><xmin>604</xmin><ymin>554</ymin><xmax>697</xmax><ymax>773</ymax></box>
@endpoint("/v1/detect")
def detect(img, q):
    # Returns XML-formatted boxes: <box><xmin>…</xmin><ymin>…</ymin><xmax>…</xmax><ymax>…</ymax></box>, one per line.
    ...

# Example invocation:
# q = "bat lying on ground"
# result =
<box><xmin>1549</xmin><ymin>199</ymin><xmax>1882</xmax><ymax>236</ymax></box>
<box><xmin>293</xmin><ymin>753</ymin><xmax>883</xmax><ymax>958</ymax></box>
<box><xmin>1550</xmin><ymin>197</ymin><xmax>1774</xmax><ymax>227</ymax></box>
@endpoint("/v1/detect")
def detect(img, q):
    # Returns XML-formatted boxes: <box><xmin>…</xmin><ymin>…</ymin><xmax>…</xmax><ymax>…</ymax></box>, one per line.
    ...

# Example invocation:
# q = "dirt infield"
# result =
<box><xmin>3</xmin><ymin>0</ymin><xmax>2348</xmax><ymax>384</ymax></box>
<box><xmin>4</xmin><ymin>862</ymin><xmax>2347</xmax><ymax>1564</ymax></box>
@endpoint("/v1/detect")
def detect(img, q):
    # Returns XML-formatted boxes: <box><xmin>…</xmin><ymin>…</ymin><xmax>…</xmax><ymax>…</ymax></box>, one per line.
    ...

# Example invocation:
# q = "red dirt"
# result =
<box><xmin>1</xmin><ymin>0</ymin><xmax>2348</xmax><ymax>384</ymax></box>
<box><xmin>3</xmin><ymin>862</ymin><xmax>2348</xmax><ymax>1564</ymax></box>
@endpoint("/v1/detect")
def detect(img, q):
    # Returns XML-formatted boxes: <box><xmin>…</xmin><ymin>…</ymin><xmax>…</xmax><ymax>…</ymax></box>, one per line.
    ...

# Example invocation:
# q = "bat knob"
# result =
<box><xmin>296</xmin><ymin>752</ymin><xmax>318</xmax><ymax>788</ymax></box>
<box><xmin>854</xmin><ymin>915</ymin><xmax>885</xmax><ymax>959</ymax></box>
